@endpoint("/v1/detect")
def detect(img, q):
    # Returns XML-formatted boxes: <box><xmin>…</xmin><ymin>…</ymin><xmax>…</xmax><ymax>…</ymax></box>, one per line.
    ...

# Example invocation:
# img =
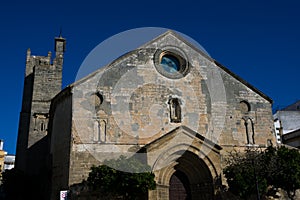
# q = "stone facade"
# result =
<box><xmin>15</xmin><ymin>36</ymin><xmax>66</xmax><ymax>199</ymax></box>
<box><xmin>16</xmin><ymin>31</ymin><xmax>276</xmax><ymax>200</ymax></box>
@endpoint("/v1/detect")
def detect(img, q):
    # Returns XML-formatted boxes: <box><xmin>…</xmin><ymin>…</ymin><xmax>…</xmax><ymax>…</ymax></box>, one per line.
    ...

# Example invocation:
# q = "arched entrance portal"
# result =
<box><xmin>143</xmin><ymin>126</ymin><xmax>222</xmax><ymax>200</ymax></box>
<box><xmin>168</xmin><ymin>151</ymin><xmax>214</xmax><ymax>200</ymax></box>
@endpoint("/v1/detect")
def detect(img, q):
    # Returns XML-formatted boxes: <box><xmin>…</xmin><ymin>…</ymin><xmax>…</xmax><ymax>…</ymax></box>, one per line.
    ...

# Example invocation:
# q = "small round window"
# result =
<box><xmin>154</xmin><ymin>48</ymin><xmax>189</xmax><ymax>79</ymax></box>
<box><xmin>160</xmin><ymin>54</ymin><xmax>180</xmax><ymax>73</ymax></box>
<box><xmin>240</xmin><ymin>100</ymin><xmax>250</xmax><ymax>113</ymax></box>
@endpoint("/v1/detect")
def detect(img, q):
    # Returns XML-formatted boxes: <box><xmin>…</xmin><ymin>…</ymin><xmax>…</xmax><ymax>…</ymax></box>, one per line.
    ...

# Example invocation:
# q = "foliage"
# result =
<box><xmin>223</xmin><ymin>148</ymin><xmax>268</xmax><ymax>199</ymax></box>
<box><xmin>86</xmin><ymin>155</ymin><xmax>156</xmax><ymax>200</ymax></box>
<box><xmin>223</xmin><ymin>146</ymin><xmax>300</xmax><ymax>200</ymax></box>
<box><xmin>265</xmin><ymin>146</ymin><xmax>300</xmax><ymax>199</ymax></box>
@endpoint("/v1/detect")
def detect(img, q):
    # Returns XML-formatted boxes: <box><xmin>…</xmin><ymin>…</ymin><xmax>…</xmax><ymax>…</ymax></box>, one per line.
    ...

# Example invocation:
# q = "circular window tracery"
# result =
<box><xmin>154</xmin><ymin>48</ymin><xmax>189</xmax><ymax>79</ymax></box>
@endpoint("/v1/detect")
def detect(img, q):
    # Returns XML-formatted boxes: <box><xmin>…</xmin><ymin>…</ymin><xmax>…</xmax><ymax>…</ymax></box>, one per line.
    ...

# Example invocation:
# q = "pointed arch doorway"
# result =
<box><xmin>168</xmin><ymin>151</ymin><xmax>214</xmax><ymax>200</ymax></box>
<box><xmin>141</xmin><ymin>126</ymin><xmax>222</xmax><ymax>200</ymax></box>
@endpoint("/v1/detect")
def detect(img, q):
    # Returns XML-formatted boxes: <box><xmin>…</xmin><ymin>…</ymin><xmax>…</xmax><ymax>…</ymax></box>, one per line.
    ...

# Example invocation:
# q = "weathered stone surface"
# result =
<box><xmin>17</xmin><ymin>31</ymin><xmax>276</xmax><ymax>200</ymax></box>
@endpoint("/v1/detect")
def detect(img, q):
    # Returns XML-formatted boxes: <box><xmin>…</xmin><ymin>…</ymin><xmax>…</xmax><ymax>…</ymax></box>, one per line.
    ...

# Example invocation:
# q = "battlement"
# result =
<box><xmin>16</xmin><ymin>36</ymin><xmax>66</xmax><ymax>172</ymax></box>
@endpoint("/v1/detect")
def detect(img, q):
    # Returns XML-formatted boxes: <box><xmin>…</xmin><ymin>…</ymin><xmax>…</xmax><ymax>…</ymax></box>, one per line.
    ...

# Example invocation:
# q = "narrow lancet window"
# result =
<box><xmin>94</xmin><ymin>119</ymin><xmax>107</xmax><ymax>143</ymax></box>
<box><xmin>100</xmin><ymin>120</ymin><xmax>106</xmax><ymax>142</ymax></box>
<box><xmin>169</xmin><ymin>98</ymin><xmax>182</xmax><ymax>123</ymax></box>
<box><xmin>243</xmin><ymin>117</ymin><xmax>255</xmax><ymax>145</ymax></box>
<box><xmin>93</xmin><ymin>120</ymin><xmax>100</xmax><ymax>142</ymax></box>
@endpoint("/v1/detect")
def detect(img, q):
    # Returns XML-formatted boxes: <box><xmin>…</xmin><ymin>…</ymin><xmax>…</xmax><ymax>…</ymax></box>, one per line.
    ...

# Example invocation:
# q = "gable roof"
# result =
<box><xmin>146</xmin><ymin>30</ymin><xmax>273</xmax><ymax>103</ymax></box>
<box><xmin>214</xmin><ymin>60</ymin><xmax>273</xmax><ymax>103</ymax></box>
<box><xmin>65</xmin><ymin>30</ymin><xmax>272</xmax><ymax>103</ymax></box>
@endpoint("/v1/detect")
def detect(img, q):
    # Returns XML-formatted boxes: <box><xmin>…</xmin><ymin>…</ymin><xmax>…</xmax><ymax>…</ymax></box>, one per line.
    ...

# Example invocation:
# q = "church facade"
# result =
<box><xmin>16</xmin><ymin>31</ymin><xmax>276</xmax><ymax>200</ymax></box>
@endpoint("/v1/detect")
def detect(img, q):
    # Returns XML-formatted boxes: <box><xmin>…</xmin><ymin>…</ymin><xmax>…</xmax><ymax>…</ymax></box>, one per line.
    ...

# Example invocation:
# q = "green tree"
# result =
<box><xmin>86</xmin><ymin>156</ymin><xmax>156</xmax><ymax>200</ymax></box>
<box><xmin>223</xmin><ymin>146</ymin><xmax>300</xmax><ymax>200</ymax></box>
<box><xmin>223</xmin><ymin>148</ymin><xmax>268</xmax><ymax>199</ymax></box>
<box><xmin>265</xmin><ymin>146</ymin><xmax>300</xmax><ymax>199</ymax></box>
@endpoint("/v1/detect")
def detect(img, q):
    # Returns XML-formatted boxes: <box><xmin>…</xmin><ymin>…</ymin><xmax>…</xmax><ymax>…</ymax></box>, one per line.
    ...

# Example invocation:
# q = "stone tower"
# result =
<box><xmin>15</xmin><ymin>36</ymin><xmax>66</xmax><ymax>173</ymax></box>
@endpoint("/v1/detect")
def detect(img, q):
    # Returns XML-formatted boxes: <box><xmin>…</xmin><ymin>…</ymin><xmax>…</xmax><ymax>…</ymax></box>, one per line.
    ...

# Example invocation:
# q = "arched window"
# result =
<box><xmin>93</xmin><ymin>120</ymin><xmax>100</xmax><ymax>142</ymax></box>
<box><xmin>90</xmin><ymin>92</ymin><xmax>104</xmax><ymax>112</ymax></box>
<box><xmin>240</xmin><ymin>100</ymin><xmax>251</xmax><ymax>113</ymax></box>
<box><xmin>169</xmin><ymin>98</ymin><xmax>181</xmax><ymax>123</ymax></box>
<box><xmin>100</xmin><ymin>120</ymin><xmax>107</xmax><ymax>142</ymax></box>
<box><xmin>33</xmin><ymin>113</ymin><xmax>48</xmax><ymax>132</ymax></box>
<box><xmin>94</xmin><ymin>119</ymin><xmax>107</xmax><ymax>143</ymax></box>
<box><xmin>243</xmin><ymin>117</ymin><xmax>255</xmax><ymax>145</ymax></box>
<box><xmin>41</xmin><ymin>122</ymin><xmax>45</xmax><ymax>131</ymax></box>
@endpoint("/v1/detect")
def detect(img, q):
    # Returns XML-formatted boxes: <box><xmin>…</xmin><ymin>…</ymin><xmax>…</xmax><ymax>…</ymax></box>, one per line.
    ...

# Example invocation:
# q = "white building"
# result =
<box><xmin>0</xmin><ymin>140</ymin><xmax>15</xmax><ymax>172</ymax></box>
<box><xmin>273</xmin><ymin>100</ymin><xmax>300</xmax><ymax>146</ymax></box>
<box><xmin>4</xmin><ymin>155</ymin><xmax>15</xmax><ymax>170</ymax></box>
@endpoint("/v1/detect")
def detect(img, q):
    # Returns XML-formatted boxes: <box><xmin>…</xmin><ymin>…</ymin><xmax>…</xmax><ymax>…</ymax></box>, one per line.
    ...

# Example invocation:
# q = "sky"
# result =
<box><xmin>0</xmin><ymin>0</ymin><xmax>299</xmax><ymax>155</ymax></box>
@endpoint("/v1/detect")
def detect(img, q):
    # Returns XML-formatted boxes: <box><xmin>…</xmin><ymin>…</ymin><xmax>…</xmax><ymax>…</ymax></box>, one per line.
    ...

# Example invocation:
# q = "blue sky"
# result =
<box><xmin>0</xmin><ymin>0</ymin><xmax>299</xmax><ymax>154</ymax></box>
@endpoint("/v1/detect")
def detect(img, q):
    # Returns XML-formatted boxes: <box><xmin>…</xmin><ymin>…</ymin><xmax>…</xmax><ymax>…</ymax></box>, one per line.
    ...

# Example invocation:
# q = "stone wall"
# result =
<box><xmin>16</xmin><ymin>38</ymin><xmax>64</xmax><ymax>175</ymax></box>
<box><xmin>49</xmin><ymin>89</ymin><xmax>72</xmax><ymax>200</ymax></box>
<box><xmin>48</xmin><ymin>31</ymin><xmax>275</xmax><ymax>199</ymax></box>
